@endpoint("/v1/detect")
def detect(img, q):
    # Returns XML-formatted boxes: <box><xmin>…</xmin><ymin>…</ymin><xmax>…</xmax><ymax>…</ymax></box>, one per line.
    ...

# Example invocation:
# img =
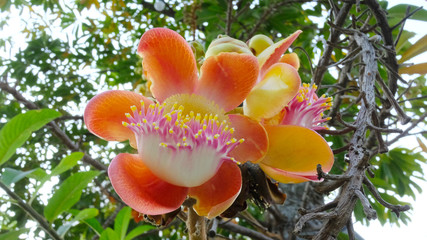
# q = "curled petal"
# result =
<box><xmin>196</xmin><ymin>52</ymin><xmax>259</xmax><ymax>112</ymax></box>
<box><xmin>108</xmin><ymin>153</ymin><xmax>188</xmax><ymax>215</ymax></box>
<box><xmin>280</xmin><ymin>53</ymin><xmax>300</xmax><ymax>70</ymax></box>
<box><xmin>258</xmin><ymin>30</ymin><xmax>302</xmax><ymax>77</ymax></box>
<box><xmin>244</xmin><ymin>63</ymin><xmax>301</xmax><ymax>120</ymax></box>
<box><xmin>259</xmin><ymin>163</ymin><xmax>319</xmax><ymax>184</ymax></box>
<box><xmin>260</xmin><ymin>125</ymin><xmax>334</xmax><ymax>183</ymax></box>
<box><xmin>228</xmin><ymin>114</ymin><xmax>268</xmax><ymax>164</ymax></box>
<box><xmin>84</xmin><ymin>90</ymin><xmax>153</xmax><ymax>147</ymax></box>
<box><xmin>189</xmin><ymin>161</ymin><xmax>242</xmax><ymax>219</ymax></box>
<box><xmin>137</xmin><ymin>28</ymin><xmax>198</xmax><ymax>102</ymax></box>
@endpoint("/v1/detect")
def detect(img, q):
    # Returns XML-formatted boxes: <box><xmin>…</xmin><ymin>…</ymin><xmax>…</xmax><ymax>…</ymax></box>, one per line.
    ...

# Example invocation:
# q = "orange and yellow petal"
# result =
<box><xmin>84</xmin><ymin>90</ymin><xmax>153</xmax><ymax>147</ymax></box>
<box><xmin>260</xmin><ymin>125</ymin><xmax>334</xmax><ymax>183</ymax></box>
<box><xmin>137</xmin><ymin>28</ymin><xmax>198</xmax><ymax>102</ymax></box>
<box><xmin>188</xmin><ymin>161</ymin><xmax>242</xmax><ymax>219</ymax></box>
<box><xmin>259</xmin><ymin>163</ymin><xmax>319</xmax><ymax>184</ymax></box>
<box><xmin>108</xmin><ymin>153</ymin><xmax>188</xmax><ymax>215</ymax></box>
<box><xmin>196</xmin><ymin>52</ymin><xmax>259</xmax><ymax>112</ymax></box>
<box><xmin>244</xmin><ymin>63</ymin><xmax>301</xmax><ymax>120</ymax></box>
<box><xmin>258</xmin><ymin>30</ymin><xmax>302</xmax><ymax>77</ymax></box>
<box><xmin>228</xmin><ymin>114</ymin><xmax>268</xmax><ymax>164</ymax></box>
<box><xmin>280</xmin><ymin>53</ymin><xmax>300</xmax><ymax>70</ymax></box>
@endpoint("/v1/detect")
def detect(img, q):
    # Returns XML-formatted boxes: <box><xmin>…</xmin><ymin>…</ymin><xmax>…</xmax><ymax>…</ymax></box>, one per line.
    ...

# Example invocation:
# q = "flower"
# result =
<box><xmin>84</xmin><ymin>28</ymin><xmax>268</xmax><ymax>218</ymax></box>
<box><xmin>243</xmin><ymin>32</ymin><xmax>335</xmax><ymax>183</ymax></box>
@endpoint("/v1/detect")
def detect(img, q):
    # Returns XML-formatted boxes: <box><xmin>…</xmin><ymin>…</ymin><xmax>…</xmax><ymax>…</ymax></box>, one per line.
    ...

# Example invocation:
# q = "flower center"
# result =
<box><xmin>122</xmin><ymin>95</ymin><xmax>243</xmax><ymax>187</ymax></box>
<box><xmin>280</xmin><ymin>83</ymin><xmax>332</xmax><ymax>130</ymax></box>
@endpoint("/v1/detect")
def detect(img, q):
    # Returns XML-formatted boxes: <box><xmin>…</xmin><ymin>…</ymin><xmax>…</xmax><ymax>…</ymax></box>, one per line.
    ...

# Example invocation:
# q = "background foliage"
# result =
<box><xmin>0</xmin><ymin>0</ymin><xmax>426</xmax><ymax>239</ymax></box>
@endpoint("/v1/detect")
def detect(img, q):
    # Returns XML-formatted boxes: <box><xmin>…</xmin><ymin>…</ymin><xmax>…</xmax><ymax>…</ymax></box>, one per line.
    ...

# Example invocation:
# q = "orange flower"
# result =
<box><xmin>84</xmin><ymin>28</ymin><xmax>268</xmax><ymax>218</ymax></box>
<box><xmin>243</xmin><ymin>32</ymin><xmax>335</xmax><ymax>183</ymax></box>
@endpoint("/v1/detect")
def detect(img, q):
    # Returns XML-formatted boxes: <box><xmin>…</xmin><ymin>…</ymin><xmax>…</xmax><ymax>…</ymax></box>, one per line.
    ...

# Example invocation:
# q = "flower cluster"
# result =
<box><xmin>84</xmin><ymin>28</ymin><xmax>334</xmax><ymax>218</ymax></box>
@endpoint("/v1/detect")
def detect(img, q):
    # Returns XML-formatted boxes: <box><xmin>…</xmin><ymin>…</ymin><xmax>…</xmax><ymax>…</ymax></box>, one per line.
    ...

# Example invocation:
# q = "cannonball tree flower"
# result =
<box><xmin>242</xmin><ymin>31</ymin><xmax>335</xmax><ymax>183</ymax></box>
<box><xmin>84</xmin><ymin>28</ymin><xmax>269</xmax><ymax>218</ymax></box>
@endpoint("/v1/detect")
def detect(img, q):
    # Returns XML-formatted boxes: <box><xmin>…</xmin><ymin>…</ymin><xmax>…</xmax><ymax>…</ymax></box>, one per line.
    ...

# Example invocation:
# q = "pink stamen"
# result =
<box><xmin>280</xmin><ymin>83</ymin><xmax>332</xmax><ymax>130</ymax></box>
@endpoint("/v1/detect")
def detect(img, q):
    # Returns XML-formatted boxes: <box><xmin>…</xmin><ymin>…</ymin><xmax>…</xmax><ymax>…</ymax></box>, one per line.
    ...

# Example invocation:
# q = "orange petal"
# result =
<box><xmin>228</xmin><ymin>114</ymin><xmax>268</xmax><ymax>164</ymax></box>
<box><xmin>84</xmin><ymin>90</ymin><xmax>153</xmax><ymax>147</ymax></box>
<box><xmin>188</xmin><ymin>161</ymin><xmax>241</xmax><ymax>218</ymax></box>
<box><xmin>244</xmin><ymin>63</ymin><xmax>301</xmax><ymax>120</ymax></box>
<box><xmin>259</xmin><ymin>163</ymin><xmax>319</xmax><ymax>184</ymax></box>
<box><xmin>260</xmin><ymin>125</ymin><xmax>334</xmax><ymax>183</ymax></box>
<box><xmin>280</xmin><ymin>53</ymin><xmax>300</xmax><ymax>70</ymax></box>
<box><xmin>196</xmin><ymin>52</ymin><xmax>259</xmax><ymax>112</ymax></box>
<box><xmin>137</xmin><ymin>28</ymin><xmax>198</xmax><ymax>102</ymax></box>
<box><xmin>108</xmin><ymin>153</ymin><xmax>188</xmax><ymax>215</ymax></box>
<box><xmin>258</xmin><ymin>30</ymin><xmax>302</xmax><ymax>77</ymax></box>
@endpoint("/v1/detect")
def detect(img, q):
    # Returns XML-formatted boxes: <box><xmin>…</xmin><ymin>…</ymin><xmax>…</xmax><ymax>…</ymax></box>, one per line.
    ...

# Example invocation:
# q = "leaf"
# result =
<box><xmin>50</xmin><ymin>152</ymin><xmax>84</xmax><ymax>177</ymax></box>
<box><xmin>0</xmin><ymin>228</ymin><xmax>28</xmax><ymax>240</ymax></box>
<box><xmin>417</xmin><ymin>137</ymin><xmax>427</xmax><ymax>153</ymax></box>
<box><xmin>399</xmin><ymin>62</ymin><xmax>427</xmax><ymax>75</ymax></box>
<box><xmin>398</xmin><ymin>35</ymin><xmax>427</xmax><ymax>63</ymax></box>
<box><xmin>0</xmin><ymin>109</ymin><xmax>61</xmax><ymax>166</ymax></box>
<box><xmin>388</xmin><ymin>4</ymin><xmax>427</xmax><ymax>22</ymax></box>
<box><xmin>395</xmin><ymin>31</ymin><xmax>416</xmax><ymax>53</ymax></box>
<box><xmin>1</xmin><ymin>168</ymin><xmax>38</xmax><ymax>186</ymax></box>
<box><xmin>100</xmin><ymin>228</ymin><xmax>120</xmax><ymax>240</ymax></box>
<box><xmin>124</xmin><ymin>225</ymin><xmax>155</xmax><ymax>240</ymax></box>
<box><xmin>57</xmin><ymin>208</ymin><xmax>99</xmax><ymax>237</ymax></box>
<box><xmin>44</xmin><ymin>171</ymin><xmax>100</xmax><ymax>222</ymax></box>
<box><xmin>114</xmin><ymin>207</ymin><xmax>132</xmax><ymax>240</ymax></box>
<box><xmin>84</xmin><ymin>218</ymin><xmax>104</xmax><ymax>236</ymax></box>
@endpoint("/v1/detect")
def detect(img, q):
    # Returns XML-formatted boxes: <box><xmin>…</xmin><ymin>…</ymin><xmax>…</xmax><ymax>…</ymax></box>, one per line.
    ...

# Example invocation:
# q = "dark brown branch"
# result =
<box><xmin>363</xmin><ymin>176</ymin><xmax>410</xmax><ymax>217</ymax></box>
<box><xmin>365</xmin><ymin>0</ymin><xmax>399</xmax><ymax>94</ymax></box>
<box><xmin>355</xmin><ymin>189</ymin><xmax>377</xmax><ymax>220</ymax></box>
<box><xmin>0</xmin><ymin>181</ymin><xmax>62</xmax><ymax>240</ymax></box>
<box><xmin>226</xmin><ymin>0</ymin><xmax>233</xmax><ymax>35</ymax></box>
<box><xmin>219</xmin><ymin>220</ymin><xmax>274</xmax><ymax>240</ymax></box>
<box><xmin>313</xmin><ymin>2</ymin><xmax>353</xmax><ymax>86</ymax></box>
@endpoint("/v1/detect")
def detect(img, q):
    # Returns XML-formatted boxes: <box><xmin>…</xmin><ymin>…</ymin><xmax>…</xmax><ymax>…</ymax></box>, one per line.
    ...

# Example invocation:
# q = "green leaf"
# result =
<box><xmin>124</xmin><ymin>225</ymin><xmax>155</xmax><ymax>240</ymax></box>
<box><xmin>44</xmin><ymin>171</ymin><xmax>100</xmax><ymax>222</ymax></box>
<box><xmin>114</xmin><ymin>207</ymin><xmax>132</xmax><ymax>240</ymax></box>
<box><xmin>395</xmin><ymin>31</ymin><xmax>416</xmax><ymax>53</ymax></box>
<box><xmin>0</xmin><ymin>109</ymin><xmax>61</xmax><ymax>166</ymax></box>
<box><xmin>0</xmin><ymin>228</ymin><xmax>28</xmax><ymax>240</ymax></box>
<box><xmin>57</xmin><ymin>208</ymin><xmax>99</xmax><ymax>237</ymax></box>
<box><xmin>100</xmin><ymin>228</ymin><xmax>120</xmax><ymax>240</ymax></box>
<box><xmin>50</xmin><ymin>152</ymin><xmax>84</xmax><ymax>177</ymax></box>
<box><xmin>1</xmin><ymin>168</ymin><xmax>38</xmax><ymax>186</ymax></box>
<box><xmin>84</xmin><ymin>218</ymin><xmax>104</xmax><ymax>236</ymax></box>
<box><xmin>388</xmin><ymin>4</ymin><xmax>427</xmax><ymax>22</ymax></box>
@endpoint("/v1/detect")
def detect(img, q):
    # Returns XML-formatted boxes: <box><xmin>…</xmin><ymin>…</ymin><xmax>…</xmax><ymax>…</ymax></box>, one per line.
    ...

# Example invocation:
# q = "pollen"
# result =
<box><xmin>280</xmin><ymin>83</ymin><xmax>332</xmax><ymax>130</ymax></box>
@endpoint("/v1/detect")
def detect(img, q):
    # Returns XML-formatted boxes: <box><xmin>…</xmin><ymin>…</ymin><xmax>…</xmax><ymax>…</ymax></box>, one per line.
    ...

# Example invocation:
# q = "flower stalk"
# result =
<box><xmin>187</xmin><ymin>206</ymin><xmax>207</xmax><ymax>240</ymax></box>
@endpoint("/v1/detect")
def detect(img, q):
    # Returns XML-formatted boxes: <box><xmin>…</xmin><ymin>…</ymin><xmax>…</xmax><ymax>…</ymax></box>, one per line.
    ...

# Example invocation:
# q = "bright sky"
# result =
<box><xmin>0</xmin><ymin>1</ymin><xmax>426</xmax><ymax>239</ymax></box>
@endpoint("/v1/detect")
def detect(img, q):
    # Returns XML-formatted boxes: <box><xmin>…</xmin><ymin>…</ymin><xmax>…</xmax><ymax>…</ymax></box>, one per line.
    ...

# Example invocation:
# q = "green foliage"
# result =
<box><xmin>44</xmin><ymin>170</ymin><xmax>100</xmax><ymax>222</ymax></box>
<box><xmin>0</xmin><ymin>109</ymin><xmax>61</xmax><ymax>166</ymax></box>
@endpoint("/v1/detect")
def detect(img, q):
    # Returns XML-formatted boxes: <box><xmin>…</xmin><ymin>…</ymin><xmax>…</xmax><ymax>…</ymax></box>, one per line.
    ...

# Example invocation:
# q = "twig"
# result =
<box><xmin>386</xmin><ymin>112</ymin><xmax>427</xmax><ymax>146</ymax></box>
<box><xmin>0</xmin><ymin>181</ymin><xmax>63</xmax><ymax>240</ymax></box>
<box><xmin>363</xmin><ymin>176</ymin><xmax>410</xmax><ymax>217</ymax></box>
<box><xmin>313</xmin><ymin>2</ymin><xmax>354</xmax><ymax>86</ymax></box>
<box><xmin>354</xmin><ymin>189</ymin><xmax>377</xmax><ymax>220</ymax></box>
<box><xmin>218</xmin><ymin>220</ymin><xmax>273</xmax><ymax>240</ymax></box>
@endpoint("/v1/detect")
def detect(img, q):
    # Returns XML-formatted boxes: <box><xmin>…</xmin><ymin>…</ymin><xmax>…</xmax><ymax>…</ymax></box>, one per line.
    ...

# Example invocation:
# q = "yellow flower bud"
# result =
<box><xmin>248</xmin><ymin>34</ymin><xmax>274</xmax><ymax>56</ymax></box>
<box><xmin>205</xmin><ymin>35</ymin><xmax>253</xmax><ymax>58</ymax></box>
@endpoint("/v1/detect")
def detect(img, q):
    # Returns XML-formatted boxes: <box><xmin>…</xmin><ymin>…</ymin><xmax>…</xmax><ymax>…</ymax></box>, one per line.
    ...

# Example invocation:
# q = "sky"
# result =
<box><xmin>0</xmin><ymin>0</ymin><xmax>427</xmax><ymax>239</ymax></box>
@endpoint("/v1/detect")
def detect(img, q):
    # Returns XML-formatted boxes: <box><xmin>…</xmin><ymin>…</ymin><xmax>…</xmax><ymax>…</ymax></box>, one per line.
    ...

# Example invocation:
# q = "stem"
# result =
<box><xmin>186</xmin><ymin>207</ymin><xmax>207</xmax><ymax>240</ymax></box>
<box><xmin>0</xmin><ymin>181</ymin><xmax>63</xmax><ymax>240</ymax></box>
